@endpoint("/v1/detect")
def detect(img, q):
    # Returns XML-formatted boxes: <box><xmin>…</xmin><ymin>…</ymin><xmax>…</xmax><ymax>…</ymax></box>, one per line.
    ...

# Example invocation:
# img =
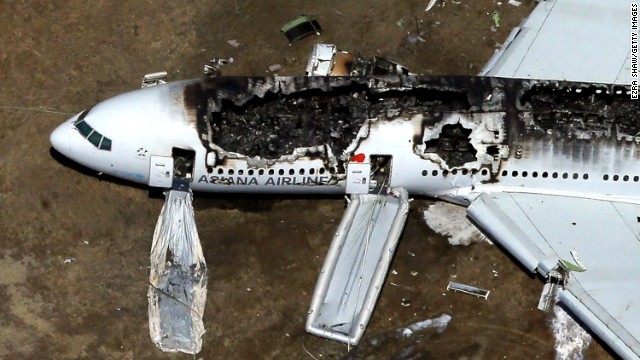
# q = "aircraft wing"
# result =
<box><xmin>467</xmin><ymin>192</ymin><xmax>640</xmax><ymax>359</ymax></box>
<box><xmin>481</xmin><ymin>0</ymin><xmax>633</xmax><ymax>85</ymax></box>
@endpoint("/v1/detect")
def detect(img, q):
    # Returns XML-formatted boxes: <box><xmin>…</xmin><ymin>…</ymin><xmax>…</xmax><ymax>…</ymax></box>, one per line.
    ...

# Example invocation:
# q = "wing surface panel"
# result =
<box><xmin>468</xmin><ymin>192</ymin><xmax>640</xmax><ymax>359</ymax></box>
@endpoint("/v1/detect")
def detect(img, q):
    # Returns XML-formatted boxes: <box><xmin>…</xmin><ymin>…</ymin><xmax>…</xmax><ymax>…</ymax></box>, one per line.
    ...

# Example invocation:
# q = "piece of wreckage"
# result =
<box><xmin>50</xmin><ymin>73</ymin><xmax>640</xmax><ymax>357</ymax></box>
<box><xmin>305</xmin><ymin>43</ymin><xmax>410</xmax><ymax>77</ymax></box>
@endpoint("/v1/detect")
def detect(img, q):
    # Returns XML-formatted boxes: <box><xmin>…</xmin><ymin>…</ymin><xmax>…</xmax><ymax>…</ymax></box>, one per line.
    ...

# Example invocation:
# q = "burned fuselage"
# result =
<box><xmin>178</xmin><ymin>75</ymin><xmax>637</xmax><ymax>201</ymax></box>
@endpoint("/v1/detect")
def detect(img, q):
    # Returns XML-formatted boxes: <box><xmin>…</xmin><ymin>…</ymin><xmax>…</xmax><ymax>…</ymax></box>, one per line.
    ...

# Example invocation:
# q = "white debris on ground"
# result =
<box><xmin>148</xmin><ymin>189</ymin><xmax>207</xmax><ymax>354</ymax></box>
<box><xmin>551</xmin><ymin>305</ymin><xmax>592</xmax><ymax>360</ymax></box>
<box><xmin>422</xmin><ymin>202</ymin><xmax>491</xmax><ymax>245</ymax></box>
<box><xmin>400</xmin><ymin>314</ymin><xmax>452</xmax><ymax>337</ymax></box>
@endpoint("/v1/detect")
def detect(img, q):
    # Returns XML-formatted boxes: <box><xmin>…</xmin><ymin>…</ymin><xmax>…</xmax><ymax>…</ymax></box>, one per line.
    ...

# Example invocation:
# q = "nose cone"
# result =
<box><xmin>50</xmin><ymin>119</ymin><xmax>72</xmax><ymax>156</ymax></box>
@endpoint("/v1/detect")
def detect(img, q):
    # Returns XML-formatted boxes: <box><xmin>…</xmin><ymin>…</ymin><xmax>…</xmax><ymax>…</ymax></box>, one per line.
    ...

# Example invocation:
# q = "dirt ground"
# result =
<box><xmin>0</xmin><ymin>0</ymin><xmax>615</xmax><ymax>359</ymax></box>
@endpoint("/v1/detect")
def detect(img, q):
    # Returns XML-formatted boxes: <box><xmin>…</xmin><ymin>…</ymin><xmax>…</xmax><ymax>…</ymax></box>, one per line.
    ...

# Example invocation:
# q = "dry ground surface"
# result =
<box><xmin>0</xmin><ymin>0</ymin><xmax>614</xmax><ymax>359</ymax></box>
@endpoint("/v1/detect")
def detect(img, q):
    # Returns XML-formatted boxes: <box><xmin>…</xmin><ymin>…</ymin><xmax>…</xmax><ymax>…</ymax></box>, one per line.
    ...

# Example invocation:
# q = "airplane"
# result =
<box><xmin>50</xmin><ymin>72</ymin><xmax>638</xmax><ymax>357</ymax></box>
<box><xmin>49</xmin><ymin>0</ymin><xmax>640</xmax><ymax>357</ymax></box>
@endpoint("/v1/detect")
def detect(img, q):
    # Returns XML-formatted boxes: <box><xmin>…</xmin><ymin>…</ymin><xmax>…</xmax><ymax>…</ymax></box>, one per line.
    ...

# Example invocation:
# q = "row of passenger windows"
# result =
<box><xmin>421</xmin><ymin>169</ymin><xmax>489</xmax><ymax>177</ymax></box>
<box><xmin>73</xmin><ymin>110</ymin><xmax>112</xmax><ymax>151</ymax></box>
<box><xmin>602</xmin><ymin>174</ymin><xmax>640</xmax><ymax>182</ymax></box>
<box><xmin>421</xmin><ymin>168</ymin><xmax>640</xmax><ymax>182</ymax></box>
<box><xmin>207</xmin><ymin>166</ymin><xmax>334</xmax><ymax>176</ymax></box>
<box><xmin>500</xmin><ymin>170</ymin><xmax>589</xmax><ymax>180</ymax></box>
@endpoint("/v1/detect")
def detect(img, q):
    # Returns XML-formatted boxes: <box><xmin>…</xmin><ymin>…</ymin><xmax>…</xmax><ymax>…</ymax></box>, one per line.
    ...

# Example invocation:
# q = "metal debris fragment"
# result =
<box><xmin>268</xmin><ymin>64</ymin><xmax>282</xmax><ymax>73</ymax></box>
<box><xmin>141</xmin><ymin>71</ymin><xmax>168</xmax><ymax>88</ymax></box>
<box><xmin>425</xmin><ymin>0</ymin><xmax>439</xmax><ymax>11</ymax></box>
<box><xmin>203</xmin><ymin>58</ymin><xmax>233</xmax><ymax>77</ymax></box>
<box><xmin>281</xmin><ymin>15</ymin><xmax>322</xmax><ymax>43</ymax></box>
<box><xmin>400</xmin><ymin>314</ymin><xmax>452</xmax><ymax>337</ymax></box>
<box><xmin>305</xmin><ymin>43</ymin><xmax>410</xmax><ymax>77</ymax></box>
<box><xmin>447</xmin><ymin>281</ymin><xmax>490</xmax><ymax>299</ymax></box>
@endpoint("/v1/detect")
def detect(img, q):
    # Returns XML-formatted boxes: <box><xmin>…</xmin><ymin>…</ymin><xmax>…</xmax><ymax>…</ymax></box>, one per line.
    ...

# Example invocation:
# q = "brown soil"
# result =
<box><xmin>0</xmin><ymin>0</ymin><xmax>613</xmax><ymax>359</ymax></box>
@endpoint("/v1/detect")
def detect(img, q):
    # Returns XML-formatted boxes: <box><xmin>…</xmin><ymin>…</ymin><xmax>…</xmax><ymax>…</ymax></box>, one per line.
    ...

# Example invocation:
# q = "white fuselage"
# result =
<box><xmin>50</xmin><ymin>77</ymin><xmax>640</xmax><ymax>205</ymax></box>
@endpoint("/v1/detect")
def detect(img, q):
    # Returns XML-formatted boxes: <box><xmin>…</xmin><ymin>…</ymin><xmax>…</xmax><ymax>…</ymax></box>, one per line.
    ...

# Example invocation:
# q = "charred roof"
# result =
<box><xmin>182</xmin><ymin>75</ymin><xmax>637</xmax><ymax>163</ymax></box>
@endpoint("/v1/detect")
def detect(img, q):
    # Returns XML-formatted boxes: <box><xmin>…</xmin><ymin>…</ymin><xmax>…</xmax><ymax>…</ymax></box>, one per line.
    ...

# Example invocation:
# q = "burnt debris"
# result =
<box><xmin>182</xmin><ymin>76</ymin><xmax>637</xmax><ymax>171</ymax></box>
<box><xmin>188</xmin><ymin>76</ymin><xmax>476</xmax><ymax>166</ymax></box>
<box><xmin>424</xmin><ymin>123</ymin><xmax>477</xmax><ymax>168</ymax></box>
<box><xmin>520</xmin><ymin>83</ymin><xmax>638</xmax><ymax>138</ymax></box>
<box><xmin>209</xmin><ymin>86</ymin><xmax>371</xmax><ymax>160</ymax></box>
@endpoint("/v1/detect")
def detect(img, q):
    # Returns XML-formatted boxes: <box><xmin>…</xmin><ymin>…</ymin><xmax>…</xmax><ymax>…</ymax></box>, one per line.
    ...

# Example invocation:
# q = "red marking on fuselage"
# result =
<box><xmin>351</xmin><ymin>153</ymin><xmax>366</xmax><ymax>162</ymax></box>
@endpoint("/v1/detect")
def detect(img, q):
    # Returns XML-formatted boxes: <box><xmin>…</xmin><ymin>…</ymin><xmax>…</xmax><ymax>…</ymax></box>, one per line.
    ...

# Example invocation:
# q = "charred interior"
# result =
<box><xmin>370</xmin><ymin>154</ymin><xmax>392</xmax><ymax>189</ymax></box>
<box><xmin>182</xmin><ymin>76</ymin><xmax>637</xmax><ymax>172</ymax></box>
<box><xmin>208</xmin><ymin>87</ymin><xmax>370</xmax><ymax>160</ymax></box>
<box><xmin>520</xmin><ymin>84</ymin><xmax>638</xmax><ymax>138</ymax></box>
<box><xmin>189</xmin><ymin>76</ymin><xmax>475</xmax><ymax>167</ymax></box>
<box><xmin>424</xmin><ymin>123</ymin><xmax>477</xmax><ymax>168</ymax></box>
<box><xmin>172</xmin><ymin>147</ymin><xmax>195</xmax><ymax>180</ymax></box>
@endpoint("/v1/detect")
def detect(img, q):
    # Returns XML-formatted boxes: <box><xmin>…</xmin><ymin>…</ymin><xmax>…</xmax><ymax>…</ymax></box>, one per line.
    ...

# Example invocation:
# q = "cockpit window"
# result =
<box><xmin>88</xmin><ymin>131</ymin><xmax>102</xmax><ymax>147</ymax></box>
<box><xmin>99</xmin><ymin>137</ymin><xmax>112</xmax><ymax>151</ymax></box>
<box><xmin>73</xmin><ymin>108</ymin><xmax>112</xmax><ymax>151</ymax></box>
<box><xmin>75</xmin><ymin>120</ymin><xmax>93</xmax><ymax>137</ymax></box>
